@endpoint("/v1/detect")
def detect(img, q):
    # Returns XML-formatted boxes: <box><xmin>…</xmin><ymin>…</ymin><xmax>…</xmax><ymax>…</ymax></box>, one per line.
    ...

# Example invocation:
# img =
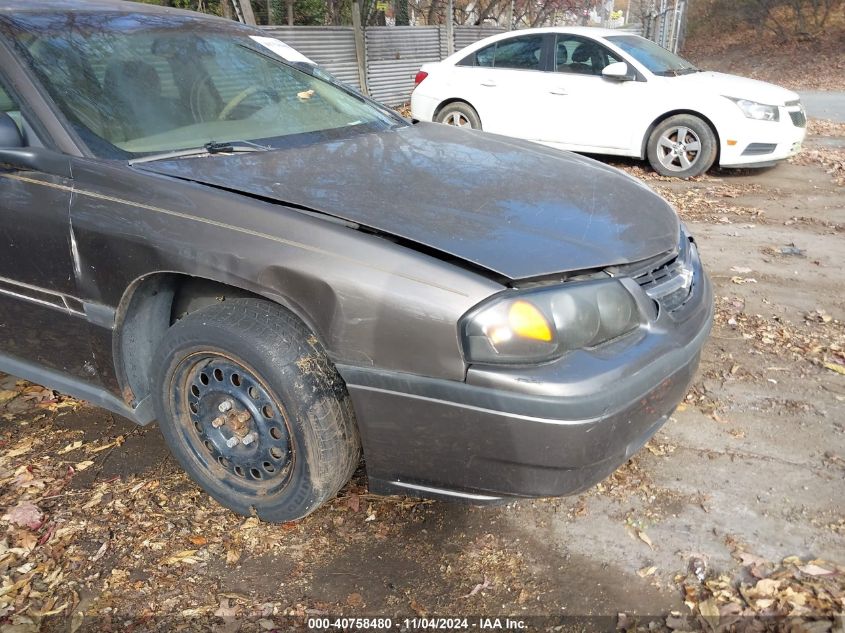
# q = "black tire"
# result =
<box><xmin>434</xmin><ymin>101</ymin><xmax>482</xmax><ymax>130</ymax></box>
<box><xmin>646</xmin><ymin>114</ymin><xmax>717</xmax><ymax>178</ymax></box>
<box><xmin>151</xmin><ymin>298</ymin><xmax>360</xmax><ymax>522</ymax></box>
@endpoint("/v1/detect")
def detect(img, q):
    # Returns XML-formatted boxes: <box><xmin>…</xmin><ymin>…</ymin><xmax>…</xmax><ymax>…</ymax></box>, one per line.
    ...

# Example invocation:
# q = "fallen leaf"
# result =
<box><xmin>751</xmin><ymin>578</ymin><xmax>780</xmax><ymax>597</ymax></box>
<box><xmin>90</xmin><ymin>541</ymin><xmax>108</xmax><ymax>562</ymax></box>
<box><xmin>226</xmin><ymin>549</ymin><xmax>241</xmax><ymax>565</ymax></box>
<box><xmin>6</xmin><ymin>439</ymin><xmax>35</xmax><ymax>458</ymax></box>
<box><xmin>823</xmin><ymin>362</ymin><xmax>845</xmax><ymax>375</ymax></box>
<box><xmin>164</xmin><ymin>549</ymin><xmax>199</xmax><ymax>565</ymax></box>
<box><xmin>58</xmin><ymin>440</ymin><xmax>83</xmax><ymax>454</ymax></box>
<box><xmin>0</xmin><ymin>389</ymin><xmax>19</xmax><ymax>403</ymax></box>
<box><xmin>797</xmin><ymin>563</ymin><xmax>834</xmax><ymax>576</ymax></box>
<box><xmin>88</xmin><ymin>436</ymin><xmax>125</xmax><ymax>453</ymax></box>
<box><xmin>698</xmin><ymin>598</ymin><xmax>719</xmax><ymax>631</ymax></box>
<box><xmin>189</xmin><ymin>535</ymin><xmax>208</xmax><ymax>546</ymax></box>
<box><xmin>637</xmin><ymin>530</ymin><xmax>654</xmax><ymax>549</ymax></box>
<box><xmin>74</xmin><ymin>460</ymin><xmax>95</xmax><ymax>472</ymax></box>
<box><xmin>346</xmin><ymin>592</ymin><xmax>364</xmax><ymax>608</ymax></box>
<box><xmin>637</xmin><ymin>565</ymin><xmax>657</xmax><ymax>577</ymax></box>
<box><xmin>2</xmin><ymin>502</ymin><xmax>44</xmax><ymax>530</ymax></box>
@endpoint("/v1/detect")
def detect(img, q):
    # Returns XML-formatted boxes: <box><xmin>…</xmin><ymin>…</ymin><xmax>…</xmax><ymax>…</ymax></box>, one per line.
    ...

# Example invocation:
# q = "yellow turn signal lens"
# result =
<box><xmin>508</xmin><ymin>300</ymin><xmax>553</xmax><ymax>342</ymax></box>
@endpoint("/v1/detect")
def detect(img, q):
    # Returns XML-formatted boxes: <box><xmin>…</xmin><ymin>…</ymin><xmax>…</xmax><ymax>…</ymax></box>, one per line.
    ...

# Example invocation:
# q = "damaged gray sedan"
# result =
<box><xmin>0</xmin><ymin>1</ymin><xmax>713</xmax><ymax>521</ymax></box>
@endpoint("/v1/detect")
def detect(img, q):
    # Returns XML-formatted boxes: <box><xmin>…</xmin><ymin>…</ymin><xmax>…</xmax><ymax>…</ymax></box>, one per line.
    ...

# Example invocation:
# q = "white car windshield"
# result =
<box><xmin>605</xmin><ymin>35</ymin><xmax>699</xmax><ymax>76</ymax></box>
<box><xmin>6</xmin><ymin>12</ymin><xmax>398</xmax><ymax>158</ymax></box>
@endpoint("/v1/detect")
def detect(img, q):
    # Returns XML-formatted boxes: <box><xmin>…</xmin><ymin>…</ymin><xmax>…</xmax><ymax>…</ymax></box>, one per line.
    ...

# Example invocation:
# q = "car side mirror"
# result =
<box><xmin>602</xmin><ymin>62</ymin><xmax>635</xmax><ymax>81</ymax></box>
<box><xmin>0</xmin><ymin>113</ymin><xmax>72</xmax><ymax>178</ymax></box>
<box><xmin>0</xmin><ymin>111</ymin><xmax>23</xmax><ymax>148</ymax></box>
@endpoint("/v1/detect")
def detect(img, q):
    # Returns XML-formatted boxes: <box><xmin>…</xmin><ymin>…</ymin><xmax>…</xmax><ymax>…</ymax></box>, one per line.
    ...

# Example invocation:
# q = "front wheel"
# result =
<box><xmin>151</xmin><ymin>299</ymin><xmax>360</xmax><ymax>522</ymax></box>
<box><xmin>646</xmin><ymin>114</ymin><xmax>717</xmax><ymax>178</ymax></box>
<box><xmin>434</xmin><ymin>101</ymin><xmax>482</xmax><ymax>130</ymax></box>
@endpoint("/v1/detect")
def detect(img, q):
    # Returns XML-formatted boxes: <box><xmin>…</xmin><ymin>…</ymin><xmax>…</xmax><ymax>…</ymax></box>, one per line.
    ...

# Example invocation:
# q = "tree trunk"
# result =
<box><xmin>396</xmin><ymin>0</ymin><xmax>410</xmax><ymax>24</ymax></box>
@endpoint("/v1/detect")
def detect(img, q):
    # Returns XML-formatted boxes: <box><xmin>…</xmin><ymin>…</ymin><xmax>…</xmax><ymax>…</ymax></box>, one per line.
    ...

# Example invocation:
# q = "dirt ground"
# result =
<box><xmin>1</xmin><ymin>123</ymin><xmax>844</xmax><ymax>632</ymax></box>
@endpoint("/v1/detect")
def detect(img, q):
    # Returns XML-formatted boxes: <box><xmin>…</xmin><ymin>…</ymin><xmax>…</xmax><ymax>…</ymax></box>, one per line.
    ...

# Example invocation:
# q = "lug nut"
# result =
<box><xmin>211</xmin><ymin>416</ymin><xmax>225</xmax><ymax>428</ymax></box>
<box><xmin>218</xmin><ymin>400</ymin><xmax>233</xmax><ymax>413</ymax></box>
<box><xmin>241</xmin><ymin>432</ymin><xmax>257</xmax><ymax>446</ymax></box>
<box><xmin>235</xmin><ymin>411</ymin><xmax>251</xmax><ymax>424</ymax></box>
<box><xmin>225</xmin><ymin>436</ymin><xmax>239</xmax><ymax>448</ymax></box>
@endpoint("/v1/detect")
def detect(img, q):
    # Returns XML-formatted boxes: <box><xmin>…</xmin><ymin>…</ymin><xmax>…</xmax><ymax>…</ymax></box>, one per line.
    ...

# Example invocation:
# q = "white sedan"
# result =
<box><xmin>411</xmin><ymin>27</ymin><xmax>806</xmax><ymax>178</ymax></box>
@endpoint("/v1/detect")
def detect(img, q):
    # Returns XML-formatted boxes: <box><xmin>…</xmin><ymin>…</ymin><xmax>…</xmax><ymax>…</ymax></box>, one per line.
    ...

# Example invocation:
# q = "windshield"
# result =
<box><xmin>605</xmin><ymin>35</ymin><xmax>698</xmax><ymax>76</ymax></box>
<box><xmin>4</xmin><ymin>12</ymin><xmax>399</xmax><ymax>158</ymax></box>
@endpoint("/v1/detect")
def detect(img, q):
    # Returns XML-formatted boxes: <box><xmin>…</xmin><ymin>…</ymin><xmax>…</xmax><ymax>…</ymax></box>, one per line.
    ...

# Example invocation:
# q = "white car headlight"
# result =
<box><xmin>724</xmin><ymin>96</ymin><xmax>779</xmax><ymax>122</ymax></box>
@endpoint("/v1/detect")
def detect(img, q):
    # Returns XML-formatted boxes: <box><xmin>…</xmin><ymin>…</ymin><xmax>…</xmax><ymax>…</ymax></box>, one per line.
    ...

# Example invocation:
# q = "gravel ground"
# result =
<box><xmin>0</xmin><ymin>122</ymin><xmax>843</xmax><ymax>633</ymax></box>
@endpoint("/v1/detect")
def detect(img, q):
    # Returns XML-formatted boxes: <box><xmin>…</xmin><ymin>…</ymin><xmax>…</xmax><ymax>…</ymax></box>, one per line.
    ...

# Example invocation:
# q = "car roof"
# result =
<box><xmin>501</xmin><ymin>26</ymin><xmax>632</xmax><ymax>37</ymax></box>
<box><xmin>0</xmin><ymin>0</ymin><xmax>210</xmax><ymax>17</ymax></box>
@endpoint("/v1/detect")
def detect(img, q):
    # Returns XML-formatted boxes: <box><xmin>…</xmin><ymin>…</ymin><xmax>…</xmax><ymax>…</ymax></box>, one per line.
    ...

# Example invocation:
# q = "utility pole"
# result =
<box><xmin>506</xmin><ymin>0</ymin><xmax>514</xmax><ymax>29</ymax></box>
<box><xmin>445</xmin><ymin>0</ymin><xmax>454</xmax><ymax>55</ymax></box>
<box><xmin>266</xmin><ymin>0</ymin><xmax>273</xmax><ymax>23</ymax></box>
<box><xmin>287</xmin><ymin>0</ymin><xmax>294</xmax><ymax>24</ymax></box>
<box><xmin>351</xmin><ymin>0</ymin><xmax>369</xmax><ymax>95</ymax></box>
<box><xmin>233</xmin><ymin>0</ymin><xmax>257</xmax><ymax>24</ymax></box>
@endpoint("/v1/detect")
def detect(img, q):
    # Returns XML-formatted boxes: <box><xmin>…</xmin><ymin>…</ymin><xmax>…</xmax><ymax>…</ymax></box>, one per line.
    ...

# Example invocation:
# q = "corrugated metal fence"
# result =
<box><xmin>262</xmin><ymin>25</ymin><xmax>503</xmax><ymax>105</ymax></box>
<box><xmin>260</xmin><ymin>26</ymin><xmax>361</xmax><ymax>90</ymax></box>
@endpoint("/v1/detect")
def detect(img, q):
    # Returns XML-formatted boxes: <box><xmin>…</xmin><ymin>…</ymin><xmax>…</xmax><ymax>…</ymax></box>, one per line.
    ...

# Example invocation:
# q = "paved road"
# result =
<box><xmin>799</xmin><ymin>91</ymin><xmax>845</xmax><ymax>121</ymax></box>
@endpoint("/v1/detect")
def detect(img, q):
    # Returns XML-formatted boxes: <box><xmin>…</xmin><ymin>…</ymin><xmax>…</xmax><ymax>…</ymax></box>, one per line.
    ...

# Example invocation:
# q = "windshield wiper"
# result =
<box><xmin>128</xmin><ymin>140</ymin><xmax>270</xmax><ymax>165</ymax></box>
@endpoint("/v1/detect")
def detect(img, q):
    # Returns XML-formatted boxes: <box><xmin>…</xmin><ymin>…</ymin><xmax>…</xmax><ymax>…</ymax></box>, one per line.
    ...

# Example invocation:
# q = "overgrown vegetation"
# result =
<box><xmin>687</xmin><ymin>0</ymin><xmax>844</xmax><ymax>39</ymax></box>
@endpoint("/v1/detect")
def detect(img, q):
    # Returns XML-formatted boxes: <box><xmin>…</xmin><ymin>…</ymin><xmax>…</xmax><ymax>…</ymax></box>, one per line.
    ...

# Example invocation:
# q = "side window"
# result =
<box><xmin>555</xmin><ymin>36</ymin><xmax>620</xmax><ymax>76</ymax></box>
<box><xmin>462</xmin><ymin>36</ymin><xmax>545</xmax><ymax>70</ymax></box>
<box><xmin>490</xmin><ymin>36</ymin><xmax>544</xmax><ymax>70</ymax></box>
<box><xmin>475</xmin><ymin>44</ymin><xmax>496</xmax><ymax>67</ymax></box>
<box><xmin>0</xmin><ymin>81</ymin><xmax>22</xmax><ymax>133</ymax></box>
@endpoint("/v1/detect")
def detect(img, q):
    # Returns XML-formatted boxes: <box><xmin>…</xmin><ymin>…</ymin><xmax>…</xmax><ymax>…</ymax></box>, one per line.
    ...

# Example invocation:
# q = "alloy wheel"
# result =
<box><xmin>443</xmin><ymin>111</ymin><xmax>471</xmax><ymax>127</ymax></box>
<box><xmin>656</xmin><ymin>126</ymin><xmax>702</xmax><ymax>172</ymax></box>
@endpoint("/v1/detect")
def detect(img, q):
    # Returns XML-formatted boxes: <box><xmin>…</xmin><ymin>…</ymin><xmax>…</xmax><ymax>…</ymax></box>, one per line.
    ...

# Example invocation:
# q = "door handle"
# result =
<box><xmin>549</xmin><ymin>87</ymin><xmax>568</xmax><ymax>95</ymax></box>
<box><xmin>480</xmin><ymin>80</ymin><xmax>497</xmax><ymax>87</ymax></box>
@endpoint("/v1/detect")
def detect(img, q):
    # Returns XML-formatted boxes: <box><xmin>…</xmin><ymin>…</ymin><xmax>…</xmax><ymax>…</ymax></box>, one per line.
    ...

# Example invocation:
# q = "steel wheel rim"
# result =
<box><xmin>656</xmin><ymin>126</ymin><xmax>702</xmax><ymax>172</ymax></box>
<box><xmin>172</xmin><ymin>353</ymin><xmax>294</xmax><ymax>493</ymax></box>
<box><xmin>444</xmin><ymin>111</ymin><xmax>471</xmax><ymax>127</ymax></box>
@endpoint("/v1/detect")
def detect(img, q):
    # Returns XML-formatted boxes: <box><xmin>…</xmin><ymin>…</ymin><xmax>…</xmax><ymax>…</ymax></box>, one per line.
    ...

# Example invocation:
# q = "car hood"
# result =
<box><xmin>136</xmin><ymin>123</ymin><xmax>679</xmax><ymax>280</ymax></box>
<box><xmin>672</xmin><ymin>71</ymin><xmax>799</xmax><ymax>105</ymax></box>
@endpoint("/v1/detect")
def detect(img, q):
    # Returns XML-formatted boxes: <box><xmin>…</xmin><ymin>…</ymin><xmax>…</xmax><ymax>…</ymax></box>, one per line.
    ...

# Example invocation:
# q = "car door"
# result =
<box><xmin>448</xmin><ymin>33</ymin><xmax>551</xmax><ymax>139</ymax></box>
<box><xmin>0</xmin><ymin>72</ymin><xmax>93</xmax><ymax>382</ymax></box>
<box><xmin>533</xmin><ymin>34</ymin><xmax>648</xmax><ymax>151</ymax></box>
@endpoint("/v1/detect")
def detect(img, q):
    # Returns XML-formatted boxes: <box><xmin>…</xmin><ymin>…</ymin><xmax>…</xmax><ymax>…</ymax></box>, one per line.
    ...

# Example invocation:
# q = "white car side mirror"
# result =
<box><xmin>602</xmin><ymin>62</ymin><xmax>634</xmax><ymax>81</ymax></box>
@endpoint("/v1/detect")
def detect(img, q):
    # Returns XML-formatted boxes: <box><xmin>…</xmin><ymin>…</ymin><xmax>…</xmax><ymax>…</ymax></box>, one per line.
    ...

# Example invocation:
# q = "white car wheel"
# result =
<box><xmin>647</xmin><ymin>115</ymin><xmax>716</xmax><ymax>178</ymax></box>
<box><xmin>434</xmin><ymin>102</ymin><xmax>482</xmax><ymax>130</ymax></box>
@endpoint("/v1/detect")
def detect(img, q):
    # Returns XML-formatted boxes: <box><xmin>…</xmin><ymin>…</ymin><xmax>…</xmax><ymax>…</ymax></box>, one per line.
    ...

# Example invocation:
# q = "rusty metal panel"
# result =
<box><xmin>365</xmin><ymin>26</ymin><xmax>441</xmax><ymax>105</ymax></box>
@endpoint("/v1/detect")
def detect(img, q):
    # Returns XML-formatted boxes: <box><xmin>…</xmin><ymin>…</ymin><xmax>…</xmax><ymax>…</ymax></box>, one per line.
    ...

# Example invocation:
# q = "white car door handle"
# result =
<box><xmin>480</xmin><ymin>80</ymin><xmax>497</xmax><ymax>87</ymax></box>
<box><xmin>549</xmin><ymin>87</ymin><xmax>568</xmax><ymax>95</ymax></box>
